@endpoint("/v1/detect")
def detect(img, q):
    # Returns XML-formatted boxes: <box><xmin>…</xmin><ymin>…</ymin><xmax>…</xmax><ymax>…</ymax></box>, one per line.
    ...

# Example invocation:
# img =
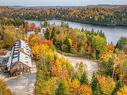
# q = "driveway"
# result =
<box><xmin>65</xmin><ymin>56</ymin><xmax>99</xmax><ymax>80</ymax></box>
<box><xmin>5</xmin><ymin>61</ymin><xmax>37</xmax><ymax>95</ymax></box>
<box><xmin>57</xmin><ymin>53</ymin><xmax>99</xmax><ymax>80</ymax></box>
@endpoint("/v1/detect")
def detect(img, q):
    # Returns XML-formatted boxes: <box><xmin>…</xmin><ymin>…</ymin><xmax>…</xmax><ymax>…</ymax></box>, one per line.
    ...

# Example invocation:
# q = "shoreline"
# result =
<box><xmin>26</xmin><ymin>19</ymin><xmax>127</xmax><ymax>28</ymax></box>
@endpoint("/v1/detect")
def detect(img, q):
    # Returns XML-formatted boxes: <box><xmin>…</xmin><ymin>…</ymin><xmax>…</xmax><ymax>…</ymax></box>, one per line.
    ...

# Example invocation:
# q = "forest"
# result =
<box><xmin>0</xmin><ymin>6</ymin><xmax>127</xmax><ymax>26</ymax></box>
<box><xmin>0</xmin><ymin>16</ymin><xmax>127</xmax><ymax>94</ymax></box>
<box><xmin>27</xmin><ymin>21</ymin><xmax>127</xmax><ymax>95</ymax></box>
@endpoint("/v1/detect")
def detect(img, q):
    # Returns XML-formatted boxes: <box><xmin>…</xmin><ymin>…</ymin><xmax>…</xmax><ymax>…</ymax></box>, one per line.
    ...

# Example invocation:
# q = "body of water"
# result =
<box><xmin>27</xmin><ymin>20</ymin><xmax>127</xmax><ymax>44</ymax></box>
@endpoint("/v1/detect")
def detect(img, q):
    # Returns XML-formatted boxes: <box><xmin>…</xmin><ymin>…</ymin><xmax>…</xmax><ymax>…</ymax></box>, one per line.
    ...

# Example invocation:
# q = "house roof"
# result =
<box><xmin>20</xmin><ymin>40</ymin><xmax>31</xmax><ymax>55</ymax></box>
<box><xmin>19</xmin><ymin>52</ymin><xmax>32</xmax><ymax>67</ymax></box>
<box><xmin>27</xmin><ymin>31</ymin><xmax>35</xmax><ymax>36</ymax></box>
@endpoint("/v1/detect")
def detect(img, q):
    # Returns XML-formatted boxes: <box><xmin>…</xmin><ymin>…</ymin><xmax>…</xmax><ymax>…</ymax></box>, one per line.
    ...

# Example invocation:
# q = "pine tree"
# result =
<box><xmin>81</xmin><ymin>28</ymin><xmax>84</xmax><ymax>32</ymax></box>
<box><xmin>93</xmin><ymin>84</ymin><xmax>102</xmax><ymax>95</ymax></box>
<box><xmin>91</xmin><ymin>73</ymin><xmax>97</xmax><ymax>91</ymax></box>
<box><xmin>43</xmin><ymin>19</ymin><xmax>49</xmax><ymax>27</ymax></box>
<box><xmin>80</xmin><ymin>71</ymin><xmax>88</xmax><ymax>84</ymax></box>
<box><xmin>91</xmin><ymin>73</ymin><xmax>101</xmax><ymax>95</ymax></box>
<box><xmin>55</xmin><ymin>80</ymin><xmax>70</xmax><ymax>95</ymax></box>
<box><xmin>112</xmin><ymin>80</ymin><xmax>124</xmax><ymax>95</ymax></box>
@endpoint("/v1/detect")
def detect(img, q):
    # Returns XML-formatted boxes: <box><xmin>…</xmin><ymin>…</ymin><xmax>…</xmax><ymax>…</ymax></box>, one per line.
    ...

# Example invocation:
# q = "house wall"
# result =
<box><xmin>0</xmin><ymin>57</ymin><xmax>3</xmax><ymax>64</ymax></box>
<box><xmin>9</xmin><ymin>62</ymin><xmax>31</xmax><ymax>76</ymax></box>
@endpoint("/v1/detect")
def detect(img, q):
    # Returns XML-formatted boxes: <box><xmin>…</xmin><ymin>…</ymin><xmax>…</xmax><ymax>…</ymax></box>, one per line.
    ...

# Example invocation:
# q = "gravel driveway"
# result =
<box><xmin>5</xmin><ymin>61</ymin><xmax>37</xmax><ymax>95</ymax></box>
<box><xmin>65</xmin><ymin>56</ymin><xmax>99</xmax><ymax>80</ymax></box>
<box><xmin>57</xmin><ymin>53</ymin><xmax>99</xmax><ymax>80</ymax></box>
<box><xmin>6</xmin><ymin>73</ymin><xmax>36</xmax><ymax>95</ymax></box>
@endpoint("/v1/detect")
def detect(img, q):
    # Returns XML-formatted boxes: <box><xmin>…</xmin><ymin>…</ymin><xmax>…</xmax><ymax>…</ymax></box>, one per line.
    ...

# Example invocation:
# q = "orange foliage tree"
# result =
<box><xmin>40</xmin><ymin>39</ymin><xmax>52</xmax><ymax>47</ymax></box>
<box><xmin>79</xmin><ymin>85</ymin><xmax>93</xmax><ymax>95</ymax></box>
<box><xmin>34</xmin><ymin>27</ymin><xmax>40</xmax><ymax>33</ymax></box>
<box><xmin>29</xmin><ymin>34</ymin><xmax>40</xmax><ymax>46</ymax></box>
<box><xmin>108</xmin><ymin>42</ymin><xmax>115</xmax><ymax>52</ymax></box>
<box><xmin>30</xmin><ymin>22</ymin><xmax>36</xmax><ymax>30</ymax></box>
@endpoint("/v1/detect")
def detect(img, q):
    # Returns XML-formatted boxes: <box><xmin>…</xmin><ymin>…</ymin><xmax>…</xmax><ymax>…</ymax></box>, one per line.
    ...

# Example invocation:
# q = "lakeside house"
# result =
<box><xmin>27</xmin><ymin>27</ymin><xmax>46</xmax><ymax>37</ymax></box>
<box><xmin>7</xmin><ymin>40</ymin><xmax>32</xmax><ymax>76</ymax></box>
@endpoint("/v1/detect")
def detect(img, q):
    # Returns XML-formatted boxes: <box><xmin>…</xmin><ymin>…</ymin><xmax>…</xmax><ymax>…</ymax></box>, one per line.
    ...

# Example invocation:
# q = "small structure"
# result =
<box><xmin>39</xmin><ymin>28</ymin><xmax>46</xmax><ymax>36</ymax></box>
<box><xmin>0</xmin><ymin>49</ymin><xmax>10</xmax><ymax>71</ymax></box>
<box><xmin>7</xmin><ymin>40</ymin><xmax>32</xmax><ymax>76</ymax></box>
<box><xmin>27</xmin><ymin>28</ymin><xmax>46</xmax><ymax>37</ymax></box>
<box><xmin>27</xmin><ymin>31</ymin><xmax>35</xmax><ymax>36</ymax></box>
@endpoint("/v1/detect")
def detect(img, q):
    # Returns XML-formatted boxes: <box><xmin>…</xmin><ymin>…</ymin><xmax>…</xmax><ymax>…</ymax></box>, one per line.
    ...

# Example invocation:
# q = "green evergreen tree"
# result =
<box><xmin>43</xmin><ymin>19</ymin><xmax>49</xmax><ymax>27</ymax></box>
<box><xmin>91</xmin><ymin>73</ymin><xmax>97</xmax><ymax>91</ymax></box>
<box><xmin>51</xmin><ymin>27</ymin><xmax>56</xmax><ymax>39</ymax></box>
<box><xmin>112</xmin><ymin>80</ymin><xmax>124</xmax><ymax>95</ymax></box>
<box><xmin>81</xmin><ymin>28</ymin><xmax>84</xmax><ymax>32</ymax></box>
<box><xmin>91</xmin><ymin>73</ymin><xmax>102</xmax><ymax>95</ymax></box>
<box><xmin>116</xmin><ymin>37</ymin><xmax>127</xmax><ymax>50</ymax></box>
<box><xmin>80</xmin><ymin>71</ymin><xmax>88</xmax><ymax>84</ymax></box>
<box><xmin>44</xmin><ymin>28</ymin><xmax>51</xmax><ymax>40</ymax></box>
<box><xmin>105</xmin><ymin>58</ymin><xmax>114</xmax><ymax>76</ymax></box>
<box><xmin>55</xmin><ymin>80</ymin><xmax>70</xmax><ymax>95</ymax></box>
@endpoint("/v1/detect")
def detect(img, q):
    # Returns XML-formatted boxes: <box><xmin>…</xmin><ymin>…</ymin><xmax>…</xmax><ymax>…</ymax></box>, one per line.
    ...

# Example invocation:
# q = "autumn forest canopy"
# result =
<box><xmin>0</xmin><ymin>5</ymin><xmax>127</xmax><ymax>26</ymax></box>
<box><xmin>27</xmin><ymin>20</ymin><xmax>127</xmax><ymax>95</ymax></box>
<box><xmin>0</xmin><ymin>5</ymin><xmax>127</xmax><ymax>95</ymax></box>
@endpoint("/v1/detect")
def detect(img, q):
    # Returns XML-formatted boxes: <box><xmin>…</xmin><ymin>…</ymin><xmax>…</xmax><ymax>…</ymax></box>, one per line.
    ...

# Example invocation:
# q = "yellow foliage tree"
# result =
<box><xmin>51</xmin><ymin>57</ymin><xmax>70</xmax><ymax>79</ymax></box>
<box><xmin>117</xmin><ymin>86</ymin><xmax>127</xmax><ymax>95</ymax></box>
<box><xmin>113</xmin><ymin>52</ymin><xmax>127</xmax><ymax>82</ymax></box>
<box><xmin>0</xmin><ymin>79</ymin><xmax>13</xmax><ymax>95</ymax></box>
<box><xmin>40</xmin><ymin>77</ymin><xmax>58</xmax><ymax>95</ymax></box>
<box><xmin>100</xmin><ymin>50</ymin><xmax>113</xmax><ymax>62</ymax></box>
<box><xmin>32</xmin><ymin>44</ymin><xmax>42</xmax><ymax>60</ymax></box>
<box><xmin>32</xmin><ymin>44</ymin><xmax>55</xmax><ymax>62</ymax></box>
<box><xmin>70</xmin><ymin>79</ymin><xmax>80</xmax><ymax>93</ymax></box>
<box><xmin>97</xmin><ymin>76</ymin><xmax>116</xmax><ymax>95</ymax></box>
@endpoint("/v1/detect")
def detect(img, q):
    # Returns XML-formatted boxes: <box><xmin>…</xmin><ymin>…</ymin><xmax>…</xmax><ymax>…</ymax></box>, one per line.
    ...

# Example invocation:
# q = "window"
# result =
<box><xmin>25</xmin><ymin>56</ymin><xmax>28</xmax><ymax>58</ymax></box>
<box><xmin>25</xmin><ymin>61</ymin><xmax>28</xmax><ymax>63</ymax></box>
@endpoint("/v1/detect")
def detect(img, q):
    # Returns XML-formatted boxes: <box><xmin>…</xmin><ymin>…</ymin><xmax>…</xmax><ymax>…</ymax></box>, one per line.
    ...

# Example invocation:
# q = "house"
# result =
<box><xmin>7</xmin><ymin>40</ymin><xmax>32</xmax><ymax>76</ymax></box>
<box><xmin>27</xmin><ymin>28</ymin><xmax>46</xmax><ymax>37</ymax></box>
<box><xmin>39</xmin><ymin>28</ymin><xmax>46</xmax><ymax>36</ymax></box>
<box><xmin>27</xmin><ymin>31</ymin><xmax>35</xmax><ymax>36</ymax></box>
<box><xmin>0</xmin><ymin>49</ymin><xmax>10</xmax><ymax>71</ymax></box>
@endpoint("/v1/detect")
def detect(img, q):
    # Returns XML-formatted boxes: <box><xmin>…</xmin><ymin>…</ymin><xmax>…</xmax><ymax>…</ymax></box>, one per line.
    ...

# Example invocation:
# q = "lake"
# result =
<box><xmin>27</xmin><ymin>20</ymin><xmax>127</xmax><ymax>44</ymax></box>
